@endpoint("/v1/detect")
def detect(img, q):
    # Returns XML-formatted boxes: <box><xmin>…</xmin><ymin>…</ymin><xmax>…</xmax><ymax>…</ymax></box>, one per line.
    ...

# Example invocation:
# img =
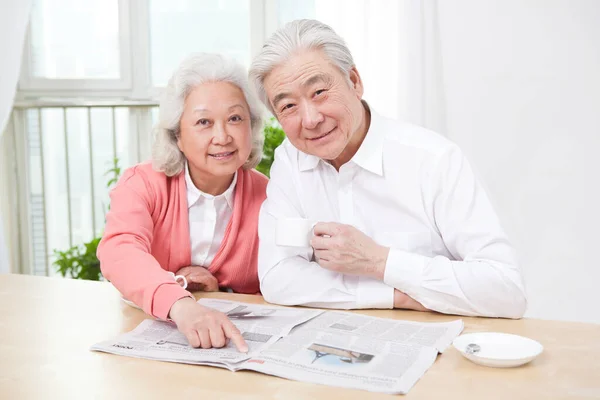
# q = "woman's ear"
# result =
<box><xmin>176</xmin><ymin>133</ymin><xmax>183</xmax><ymax>153</ymax></box>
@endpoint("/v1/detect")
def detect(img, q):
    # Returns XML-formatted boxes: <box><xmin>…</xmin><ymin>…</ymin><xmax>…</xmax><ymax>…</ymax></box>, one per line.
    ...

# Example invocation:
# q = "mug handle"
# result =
<box><xmin>168</xmin><ymin>271</ymin><xmax>188</xmax><ymax>290</ymax></box>
<box><xmin>174</xmin><ymin>274</ymin><xmax>188</xmax><ymax>290</ymax></box>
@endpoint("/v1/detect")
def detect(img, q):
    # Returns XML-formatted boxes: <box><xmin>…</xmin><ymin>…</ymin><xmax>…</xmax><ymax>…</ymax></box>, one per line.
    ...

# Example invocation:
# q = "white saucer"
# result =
<box><xmin>453</xmin><ymin>332</ymin><xmax>543</xmax><ymax>368</ymax></box>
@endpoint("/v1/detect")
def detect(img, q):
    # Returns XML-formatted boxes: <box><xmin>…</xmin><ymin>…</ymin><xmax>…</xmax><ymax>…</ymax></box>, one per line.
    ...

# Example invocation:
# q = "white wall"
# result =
<box><xmin>437</xmin><ymin>0</ymin><xmax>600</xmax><ymax>323</ymax></box>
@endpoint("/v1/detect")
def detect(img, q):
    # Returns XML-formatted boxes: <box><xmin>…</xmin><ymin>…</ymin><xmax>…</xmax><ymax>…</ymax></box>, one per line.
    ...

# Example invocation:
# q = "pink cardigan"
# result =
<box><xmin>97</xmin><ymin>162</ymin><xmax>268</xmax><ymax>320</ymax></box>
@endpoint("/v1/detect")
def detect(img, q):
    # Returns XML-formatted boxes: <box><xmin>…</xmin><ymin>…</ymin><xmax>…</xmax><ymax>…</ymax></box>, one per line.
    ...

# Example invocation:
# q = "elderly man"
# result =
<box><xmin>250</xmin><ymin>19</ymin><xmax>527</xmax><ymax>318</ymax></box>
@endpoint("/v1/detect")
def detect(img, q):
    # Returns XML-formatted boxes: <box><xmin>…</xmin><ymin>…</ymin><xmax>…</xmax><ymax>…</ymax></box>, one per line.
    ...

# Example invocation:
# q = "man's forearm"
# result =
<box><xmin>260</xmin><ymin>257</ymin><xmax>394</xmax><ymax>309</ymax></box>
<box><xmin>385</xmin><ymin>249</ymin><xmax>527</xmax><ymax>317</ymax></box>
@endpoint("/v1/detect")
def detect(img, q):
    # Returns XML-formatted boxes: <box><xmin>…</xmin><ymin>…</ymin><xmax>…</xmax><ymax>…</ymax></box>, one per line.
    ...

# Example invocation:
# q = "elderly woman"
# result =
<box><xmin>97</xmin><ymin>53</ymin><xmax>268</xmax><ymax>352</ymax></box>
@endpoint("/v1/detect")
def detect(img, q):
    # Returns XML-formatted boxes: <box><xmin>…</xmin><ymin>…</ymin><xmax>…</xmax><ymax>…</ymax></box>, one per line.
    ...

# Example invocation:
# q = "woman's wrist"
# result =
<box><xmin>168</xmin><ymin>296</ymin><xmax>197</xmax><ymax>321</ymax></box>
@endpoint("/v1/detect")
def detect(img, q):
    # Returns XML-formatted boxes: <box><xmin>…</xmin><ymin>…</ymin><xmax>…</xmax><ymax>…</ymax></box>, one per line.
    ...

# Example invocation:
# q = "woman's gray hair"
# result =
<box><xmin>249</xmin><ymin>19</ymin><xmax>355</xmax><ymax>114</ymax></box>
<box><xmin>152</xmin><ymin>53</ymin><xmax>264</xmax><ymax>176</ymax></box>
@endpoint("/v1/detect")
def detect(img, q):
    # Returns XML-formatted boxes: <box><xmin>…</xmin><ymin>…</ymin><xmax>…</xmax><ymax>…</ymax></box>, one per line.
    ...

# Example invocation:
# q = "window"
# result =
<box><xmin>149</xmin><ymin>0</ymin><xmax>252</xmax><ymax>86</ymax></box>
<box><xmin>19</xmin><ymin>0</ymin><xmax>284</xmax><ymax>98</ymax></box>
<box><xmin>16</xmin><ymin>1</ymin><xmax>414</xmax><ymax>276</ymax></box>
<box><xmin>15</xmin><ymin>0</ymin><xmax>302</xmax><ymax>276</ymax></box>
<box><xmin>20</xmin><ymin>105</ymin><xmax>141</xmax><ymax>276</ymax></box>
<box><xmin>21</xmin><ymin>0</ymin><xmax>130</xmax><ymax>92</ymax></box>
<box><xmin>29</xmin><ymin>0</ymin><xmax>121</xmax><ymax>79</ymax></box>
<box><xmin>278</xmin><ymin>0</ymin><xmax>316</xmax><ymax>26</ymax></box>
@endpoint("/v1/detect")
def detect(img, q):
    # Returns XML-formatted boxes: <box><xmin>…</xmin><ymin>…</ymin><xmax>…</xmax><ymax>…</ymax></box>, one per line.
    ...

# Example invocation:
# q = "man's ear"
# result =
<box><xmin>348</xmin><ymin>66</ymin><xmax>364</xmax><ymax>98</ymax></box>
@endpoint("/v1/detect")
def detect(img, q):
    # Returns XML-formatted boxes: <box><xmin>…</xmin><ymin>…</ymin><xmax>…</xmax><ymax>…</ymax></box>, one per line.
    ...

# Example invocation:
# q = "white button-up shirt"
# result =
<box><xmin>258</xmin><ymin>109</ymin><xmax>527</xmax><ymax>318</ymax></box>
<box><xmin>185</xmin><ymin>164</ymin><xmax>236</xmax><ymax>267</ymax></box>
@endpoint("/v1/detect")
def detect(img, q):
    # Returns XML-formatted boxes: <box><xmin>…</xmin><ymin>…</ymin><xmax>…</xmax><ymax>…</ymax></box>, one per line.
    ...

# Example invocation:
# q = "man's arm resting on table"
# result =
<box><xmin>310</xmin><ymin>221</ymin><xmax>526</xmax><ymax>317</ymax></box>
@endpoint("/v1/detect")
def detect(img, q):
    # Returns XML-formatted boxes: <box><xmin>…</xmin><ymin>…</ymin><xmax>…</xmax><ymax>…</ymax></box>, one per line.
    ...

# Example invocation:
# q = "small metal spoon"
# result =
<box><xmin>465</xmin><ymin>343</ymin><xmax>481</xmax><ymax>355</ymax></box>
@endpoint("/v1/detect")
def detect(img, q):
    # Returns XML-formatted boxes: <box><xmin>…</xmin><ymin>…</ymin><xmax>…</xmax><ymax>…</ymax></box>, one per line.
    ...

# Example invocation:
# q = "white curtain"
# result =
<box><xmin>0</xmin><ymin>0</ymin><xmax>32</xmax><ymax>273</ymax></box>
<box><xmin>309</xmin><ymin>0</ymin><xmax>447</xmax><ymax>132</ymax></box>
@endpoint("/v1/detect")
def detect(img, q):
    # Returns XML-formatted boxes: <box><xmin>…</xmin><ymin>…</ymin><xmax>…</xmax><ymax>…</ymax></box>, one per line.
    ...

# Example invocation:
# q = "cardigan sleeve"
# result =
<box><xmin>97</xmin><ymin>166</ymin><xmax>192</xmax><ymax>320</ymax></box>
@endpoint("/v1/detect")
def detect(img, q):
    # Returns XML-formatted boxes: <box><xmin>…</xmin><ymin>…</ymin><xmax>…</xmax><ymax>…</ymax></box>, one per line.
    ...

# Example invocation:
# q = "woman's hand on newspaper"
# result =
<box><xmin>174</xmin><ymin>266</ymin><xmax>219</xmax><ymax>292</ymax></box>
<box><xmin>393</xmin><ymin>290</ymin><xmax>429</xmax><ymax>311</ymax></box>
<box><xmin>168</xmin><ymin>297</ymin><xmax>248</xmax><ymax>352</ymax></box>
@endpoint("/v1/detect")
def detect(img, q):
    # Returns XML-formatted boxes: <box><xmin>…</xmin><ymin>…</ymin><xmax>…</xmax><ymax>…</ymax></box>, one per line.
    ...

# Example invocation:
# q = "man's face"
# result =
<box><xmin>263</xmin><ymin>50</ymin><xmax>365</xmax><ymax>161</ymax></box>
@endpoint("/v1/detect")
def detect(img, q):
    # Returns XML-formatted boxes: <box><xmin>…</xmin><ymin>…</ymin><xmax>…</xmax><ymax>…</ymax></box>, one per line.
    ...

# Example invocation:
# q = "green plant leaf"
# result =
<box><xmin>256</xmin><ymin>118</ymin><xmax>286</xmax><ymax>178</ymax></box>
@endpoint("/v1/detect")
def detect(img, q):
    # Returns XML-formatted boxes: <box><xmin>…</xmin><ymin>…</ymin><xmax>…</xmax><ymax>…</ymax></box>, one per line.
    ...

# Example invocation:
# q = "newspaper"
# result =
<box><xmin>91</xmin><ymin>300</ymin><xmax>463</xmax><ymax>394</ymax></box>
<box><xmin>244</xmin><ymin>311</ymin><xmax>463</xmax><ymax>394</ymax></box>
<box><xmin>91</xmin><ymin>299</ymin><xmax>322</xmax><ymax>366</ymax></box>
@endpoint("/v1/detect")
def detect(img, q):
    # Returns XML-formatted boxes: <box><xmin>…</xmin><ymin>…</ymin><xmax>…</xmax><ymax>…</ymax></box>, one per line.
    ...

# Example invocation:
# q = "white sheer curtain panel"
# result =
<box><xmin>0</xmin><ymin>0</ymin><xmax>32</xmax><ymax>273</ymax></box>
<box><xmin>308</xmin><ymin>0</ymin><xmax>446</xmax><ymax>131</ymax></box>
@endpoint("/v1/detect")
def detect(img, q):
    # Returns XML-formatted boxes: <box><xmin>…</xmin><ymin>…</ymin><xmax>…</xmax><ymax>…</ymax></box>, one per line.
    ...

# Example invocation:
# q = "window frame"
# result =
<box><xmin>18</xmin><ymin>0</ymin><xmax>133</xmax><ymax>95</ymax></box>
<box><xmin>16</xmin><ymin>0</ymin><xmax>281</xmax><ymax>101</ymax></box>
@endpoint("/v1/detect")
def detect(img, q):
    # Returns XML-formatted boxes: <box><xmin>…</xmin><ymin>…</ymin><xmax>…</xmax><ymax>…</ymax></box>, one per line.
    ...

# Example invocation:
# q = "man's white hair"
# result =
<box><xmin>249</xmin><ymin>19</ymin><xmax>355</xmax><ymax>114</ymax></box>
<box><xmin>152</xmin><ymin>53</ymin><xmax>264</xmax><ymax>176</ymax></box>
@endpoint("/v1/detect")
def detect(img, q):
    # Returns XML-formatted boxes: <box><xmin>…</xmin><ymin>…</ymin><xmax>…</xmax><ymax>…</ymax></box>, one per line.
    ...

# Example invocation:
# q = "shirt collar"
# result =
<box><xmin>185</xmin><ymin>163</ymin><xmax>237</xmax><ymax>209</ymax></box>
<box><xmin>298</xmin><ymin>101</ymin><xmax>385</xmax><ymax>176</ymax></box>
<box><xmin>350</xmin><ymin>103</ymin><xmax>385</xmax><ymax>176</ymax></box>
<box><xmin>298</xmin><ymin>152</ymin><xmax>321</xmax><ymax>172</ymax></box>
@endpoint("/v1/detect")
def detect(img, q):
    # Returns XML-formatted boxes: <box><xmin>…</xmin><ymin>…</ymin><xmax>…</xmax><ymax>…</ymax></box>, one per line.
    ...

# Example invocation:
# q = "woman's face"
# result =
<box><xmin>177</xmin><ymin>81</ymin><xmax>253</xmax><ymax>186</ymax></box>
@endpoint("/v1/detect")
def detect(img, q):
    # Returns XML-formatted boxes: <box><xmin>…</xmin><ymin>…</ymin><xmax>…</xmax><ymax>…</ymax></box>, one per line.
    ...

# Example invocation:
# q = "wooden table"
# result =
<box><xmin>1</xmin><ymin>274</ymin><xmax>599</xmax><ymax>399</ymax></box>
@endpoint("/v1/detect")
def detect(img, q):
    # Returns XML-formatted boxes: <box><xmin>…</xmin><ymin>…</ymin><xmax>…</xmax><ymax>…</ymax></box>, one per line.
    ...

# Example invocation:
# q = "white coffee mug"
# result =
<box><xmin>276</xmin><ymin>217</ymin><xmax>316</xmax><ymax>247</ymax></box>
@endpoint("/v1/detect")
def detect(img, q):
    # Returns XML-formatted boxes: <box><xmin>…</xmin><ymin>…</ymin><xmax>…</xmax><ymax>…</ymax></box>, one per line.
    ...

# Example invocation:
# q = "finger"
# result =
<box><xmin>178</xmin><ymin>266</ymin><xmax>205</xmax><ymax>281</ymax></box>
<box><xmin>205</xmin><ymin>277</ymin><xmax>219</xmax><ymax>292</ymax></box>
<box><xmin>189</xmin><ymin>275</ymin><xmax>219</xmax><ymax>292</ymax></box>
<box><xmin>186</xmin><ymin>282</ymin><xmax>203</xmax><ymax>292</ymax></box>
<box><xmin>223</xmin><ymin>320</ymin><xmax>248</xmax><ymax>353</ymax></box>
<box><xmin>208</xmin><ymin>323</ymin><xmax>227</xmax><ymax>348</ymax></box>
<box><xmin>175</xmin><ymin>266</ymin><xmax>193</xmax><ymax>277</ymax></box>
<box><xmin>197</xmin><ymin>328</ymin><xmax>212</xmax><ymax>349</ymax></box>
<box><xmin>313</xmin><ymin>222</ymin><xmax>342</xmax><ymax>237</ymax></box>
<box><xmin>184</xmin><ymin>329</ymin><xmax>201</xmax><ymax>348</ymax></box>
<box><xmin>187</xmin><ymin>273</ymin><xmax>207</xmax><ymax>284</ymax></box>
<box><xmin>310</xmin><ymin>235</ymin><xmax>333</xmax><ymax>250</ymax></box>
<box><xmin>188</xmin><ymin>274</ymin><xmax>209</xmax><ymax>285</ymax></box>
<box><xmin>185</xmin><ymin>274</ymin><xmax>208</xmax><ymax>291</ymax></box>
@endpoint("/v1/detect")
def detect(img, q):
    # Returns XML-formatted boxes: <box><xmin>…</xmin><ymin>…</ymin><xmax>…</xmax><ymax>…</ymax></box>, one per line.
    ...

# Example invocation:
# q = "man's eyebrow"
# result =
<box><xmin>272</xmin><ymin>74</ymin><xmax>333</xmax><ymax>109</ymax></box>
<box><xmin>272</xmin><ymin>92</ymin><xmax>291</xmax><ymax>109</ymax></box>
